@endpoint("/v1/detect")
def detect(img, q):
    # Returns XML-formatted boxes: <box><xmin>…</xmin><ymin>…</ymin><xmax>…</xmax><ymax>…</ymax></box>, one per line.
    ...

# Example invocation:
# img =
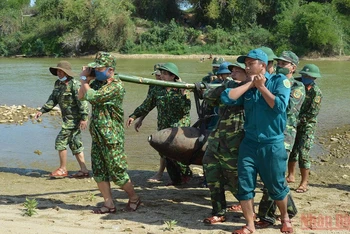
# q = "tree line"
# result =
<box><xmin>0</xmin><ymin>0</ymin><xmax>349</xmax><ymax>57</ymax></box>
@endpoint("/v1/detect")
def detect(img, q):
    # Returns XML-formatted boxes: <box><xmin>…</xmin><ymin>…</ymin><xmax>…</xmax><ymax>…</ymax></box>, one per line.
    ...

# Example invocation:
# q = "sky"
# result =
<box><xmin>30</xmin><ymin>0</ymin><xmax>35</xmax><ymax>7</ymax></box>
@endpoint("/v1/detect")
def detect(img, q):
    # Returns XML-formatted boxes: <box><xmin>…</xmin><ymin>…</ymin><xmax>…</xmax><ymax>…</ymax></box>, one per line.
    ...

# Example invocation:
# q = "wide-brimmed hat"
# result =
<box><xmin>258</xmin><ymin>46</ymin><xmax>277</xmax><ymax>61</ymax></box>
<box><xmin>274</xmin><ymin>51</ymin><xmax>299</xmax><ymax>65</ymax></box>
<box><xmin>212</xmin><ymin>57</ymin><xmax>225</xmax><ymax>67</ymax></box>
<box><xmin>237</xmin><ymin>49</ymin><xmax>268</xmax><ymax>65</ymax></box>
<box><xmin>217</xmin><ymin>62</ymin><xmax>232</xmax><ymax>74</ymax></box>
<box><xmin>88</xmin><ymin>51</ymin><xmax>117</xmax><ymax>70</ymax></box>
<box><xmin>159</xmin><ymin>62</ymin><xmax>180</xmax><ymax>78</ymax></box>
<box><xmin>299</xmin><ymin>64</ymin><xmax>322</xmax><ymax>78</ymax></box>
<box><xmin>49</xmin><ymin>61</ymin><xmax>76</xmax><ymax>77</ymax></box>
<box><xmin>152</xmin><ymin>63</ymin><xmax>164</xmax><ymax>75</ymax></box>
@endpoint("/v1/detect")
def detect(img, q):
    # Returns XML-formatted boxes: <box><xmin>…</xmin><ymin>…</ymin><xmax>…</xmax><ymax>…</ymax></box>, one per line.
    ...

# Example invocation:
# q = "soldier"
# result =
<box><xmin>126</xmin><ymin>62</ymin><xmax>193</xmax><ymax>186</ymax></box>
<box><xmin>255</xmin><ymin>51</ymin><xmax>305</xmax><ymax>229</ymax></box>
<box><xmin>78</xmin><ymin>52</ymin><xmax>140</xmax><ymax>213</ymax></box>
<box><xmin>202</xmin><ymin>62</ymin><xmax>247</xmax><ymax>224</ymax></box>
<box><xmin>126</xmin><ymin>63</ymin><xmax>166</xmax><ymax>182</ymax></box>
<box><xmin>221</xmin><ymin>49</ymin><xmax>293</xmax><ymax>234</ymax></box>
<box><xmin>202</xmin><ymin>57</ymin><xmax>225</xmax><ymax>83</ymax></box>
<box><xmin>287</xmin><ymin>64</ymin><xmax>323</xmax><ymax>193</ymax></box>
<box><xmin>35</xmin><ymin>61</ymin><xmax>89</xmax><ymax>179</ymax></box>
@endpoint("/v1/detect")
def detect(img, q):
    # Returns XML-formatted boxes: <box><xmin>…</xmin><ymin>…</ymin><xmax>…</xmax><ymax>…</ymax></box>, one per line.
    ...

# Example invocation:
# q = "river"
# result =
<box><xmin>0</xmin><ymin>57</ymin><xmax>349</xmax><ymax>173</ymax></box>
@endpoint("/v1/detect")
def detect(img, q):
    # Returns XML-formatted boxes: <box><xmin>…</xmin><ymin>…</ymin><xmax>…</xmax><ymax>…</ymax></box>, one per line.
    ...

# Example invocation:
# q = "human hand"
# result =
<box><xmin>126</xmin><ymin>117</ymin><xmax>134</xmax><ymax>127</ymax></box>
<box><xmin>34</xmin><ymin>111</ymin><xmax>42</xmax><ymax>119</ymax></box>
<box><xmin>79</xmin><ymin>120</ymin><xmax>88</xmax><ymax>130</ymax></box>
<box><xmin>253</xmin><ymin>74</ymin><xmax>266</xmax><ymax>89</ymax></box>
<box><xmin>134</xmin><ymin>118</ymin><xmax>143</xmax><ymax>132</ymax></box>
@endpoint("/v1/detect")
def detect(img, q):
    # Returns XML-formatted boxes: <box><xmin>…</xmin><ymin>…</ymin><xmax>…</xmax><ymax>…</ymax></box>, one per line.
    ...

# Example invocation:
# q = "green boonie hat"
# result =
<box><xmin>212</xmin><ymin>57</ymin><xmax>225</xmax><ymax>67</ymax></box>
<box><xmin>159</xmin><ymin>62</ymin><xmax>180</xmax><ymax>78</ymax></box>
<box><xmin>152</xmin><ymin>63</ymin><xmax>164</xmax><ymax>75</ymax></box>
<box><xmin>88</xmin><ymin>51</ymin><xmax>117</xmax><ymax>70</ymax></box>
<box><xmin>274</xmin><ymin>51</ymin><xmax>299</xmax><ymax>65</ymax></box>
<box><xmin>258</xmin><ymin>46</ymin><xmax>277</xmax><ymax>61</ymax></box>
<box><xmin>228</xmin><ymin>62</ymin><xmax>246</xmax><ymax>71</ymax></box>
<box><xmin>299</xmin><ymin>64</ymin><xmax>321</xmax><ymax>78</ymax></box>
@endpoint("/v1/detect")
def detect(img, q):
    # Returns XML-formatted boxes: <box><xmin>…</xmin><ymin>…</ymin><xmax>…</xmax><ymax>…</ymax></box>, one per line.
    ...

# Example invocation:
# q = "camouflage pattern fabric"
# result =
<box><xmin>257</xmin><ymin>77</ymin><xmax>304</xmax><ymax>224</ymax></box>
<box><xmin>55</xmin><ymin>128</ymin><xmax>84</xmax><ymax>154</ymax></box>
<box><xmin>202</xmin><ymin>72</ymin><xmax>217</xmax><ymax>83</ymax></box>
<box><xmin>289</xmin><ymin>80</ymin><xmax>323</xmax><ymax>169</ymax></box>
<box><xmin>129</xmin><ymin>85</ymin><xmax>192</xmax><ymax>184</ymax></box>
<box><xmin>40</xmin><ymin>78</ymin><xmax>89</xmax><ymax>129</ymax></box>
<box><xmin>83</xmin><ymin>76</ymin><xmax>130</xmax><ymax>185</ymax></box>
<box><xmin>284</xmin><ymin>78</ymin><xmax>306</xmax><ymax>151</ymax></box>
<box><xmin>202</xmin><ymin>81</ymin><xmax>245</xmax><ymax>216</ymax></box>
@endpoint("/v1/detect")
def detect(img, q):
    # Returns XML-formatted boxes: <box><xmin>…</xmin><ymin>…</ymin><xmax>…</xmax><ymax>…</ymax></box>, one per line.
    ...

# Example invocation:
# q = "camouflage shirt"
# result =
<box><xmin>202</xmin><ymin>72</ymin><xmax>217</xmax><ymax>83</ymax></box>
<box><xmin>296</xmin><ymin>78</ymin><xmax>323</xmax><ymax>126</ymax></box>
<box><xmin>204</xmin><ymin>81</ymin><xmax>245</xmax><ymax>152</ymax></box>
<box><xmin>129</xmin><ymin>86</ymin><xmax>191</xmax><ymax>130</ymax></box>
<box><xmin>83</xmin><ymin>76</ymin><xmax>125</xmax><ymax>145</ymax></box>
<box><xmin>284</xmin><ymin>77</ymin><xmax>306</xmax><ymax>151</ymax></box>
<box><xmin>40</xmin><ymin>78</ymin><xmax>89</xmax><ymax>129</ymax></box>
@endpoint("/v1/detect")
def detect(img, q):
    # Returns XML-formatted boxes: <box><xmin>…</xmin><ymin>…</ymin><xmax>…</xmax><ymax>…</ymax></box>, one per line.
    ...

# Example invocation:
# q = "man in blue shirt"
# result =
<box><xmin>221</xmin><ymin>49</ymin><xmax>293</xmax><ymax>234</ymax></box>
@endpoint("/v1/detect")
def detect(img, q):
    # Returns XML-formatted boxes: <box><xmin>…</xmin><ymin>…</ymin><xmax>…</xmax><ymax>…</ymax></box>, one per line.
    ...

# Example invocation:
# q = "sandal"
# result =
<box><xmin>203</xmin><ymin>215</ymin><xmax>226</xmax><ymax>224</ymax></box>
<box><xmin>122</xmin><ymin>198</ymin><xmax>141</xmax><ymax>212</ymax></box>
<box><xmin>295</xmin><ymin>185</ymin><xmax>308</xmax><ymax>193</ymax></box>
<box><xmin>280</xmin><ymin>219</ymin><xmax>293</xmax><ymax>233</ymax></box>
<box><xmin>92</xmin><ymin>205</ymin><xmax>116</xmax><ymax>214</ymax></box>
<box><xmin>69</xmin><ymin>170</ymin><xmax>89</xmax><ymax>179</ymax></box>
<box><xmin>255</xmin><ymin>220</ymin><xmax>273</xmax><ymax>229</ymax></box>
<box><xmin>232</xmin><ymin>225</ymin><xmax>254</xmax><ymax>234</ymax></box>
<box><xmin>227</xmin><ymin>204</ymin><xmax>242</xmax><ymax>212</ymax></box>
<box><xmin>50</xmin><ymin>168</ymin><xmax>68</xmax><ymax>178</ymax></box>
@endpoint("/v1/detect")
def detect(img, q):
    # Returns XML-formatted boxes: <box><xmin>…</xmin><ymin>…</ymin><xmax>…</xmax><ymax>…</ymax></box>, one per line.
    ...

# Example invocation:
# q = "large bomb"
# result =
<box><xmin>148</xmin><ymin>127</ymin><xmax>209</xmax><ymax>165</ymax></box>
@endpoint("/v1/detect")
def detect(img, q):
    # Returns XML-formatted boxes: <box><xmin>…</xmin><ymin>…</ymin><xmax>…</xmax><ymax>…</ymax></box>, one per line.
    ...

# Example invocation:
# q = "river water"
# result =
<box><xmin>0</xmin><ymin>57</ymin><xmax>349</xmax><ymax>173</ymax></box>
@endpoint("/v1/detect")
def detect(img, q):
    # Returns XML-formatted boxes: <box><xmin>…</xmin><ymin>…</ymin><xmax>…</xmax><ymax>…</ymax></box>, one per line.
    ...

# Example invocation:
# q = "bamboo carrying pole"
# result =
<box><xmin>118</xmin><ymin>73</ymin><xmax>221</xmax><ymax>89</ymax></box>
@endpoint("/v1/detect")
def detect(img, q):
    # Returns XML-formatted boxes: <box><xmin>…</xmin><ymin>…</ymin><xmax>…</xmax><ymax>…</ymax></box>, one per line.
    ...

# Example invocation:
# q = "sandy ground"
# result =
<box><xmin>1</xmin><ymin>108</ymin><xmax>350</xmax><ymax>233</ymax></box>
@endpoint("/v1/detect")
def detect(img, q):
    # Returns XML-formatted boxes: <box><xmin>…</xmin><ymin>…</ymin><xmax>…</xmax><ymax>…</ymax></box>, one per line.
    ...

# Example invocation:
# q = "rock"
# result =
<box><xmin>342</xmin><ymin>175</ymin><xmax>348</xmax><ymax>179</ymax></box>
<box><xmin>330</xmin><ymin>137</ymin><xmax>339</xmax><ymax>142</ymax></box>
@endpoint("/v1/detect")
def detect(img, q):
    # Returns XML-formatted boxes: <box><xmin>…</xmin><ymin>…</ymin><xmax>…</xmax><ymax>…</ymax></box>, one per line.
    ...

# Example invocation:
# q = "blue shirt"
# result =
<box><xmin>221</xmin><ymin>73</ymin><xmax>291</xmax><ymax>143</ymax></box>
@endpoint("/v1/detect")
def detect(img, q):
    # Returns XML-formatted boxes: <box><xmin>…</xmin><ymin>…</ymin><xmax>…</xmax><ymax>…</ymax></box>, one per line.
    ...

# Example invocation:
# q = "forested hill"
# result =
<box><xmin>0</xmin><ymin>0</ymin><xmax>349</xmax><ymax>57</ymax></box>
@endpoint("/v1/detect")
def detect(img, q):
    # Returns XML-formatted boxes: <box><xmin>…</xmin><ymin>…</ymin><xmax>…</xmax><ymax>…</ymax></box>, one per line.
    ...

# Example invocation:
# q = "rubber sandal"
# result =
<box><xmin>50</xmin><ymin>168</ymin><xmax>68</xmax><ymax>178</ymax></box>
<box><xmin>69</xmin><ymin>171</ymin><xmax>89</xmax><ymax>179</ymax></box>
<box><xmin>203</xmin><ymin>215</ymin><xmax>226</xmax><ymax>224</ymax></box>
<box><xmin>255</xmin><ymin>220</ymin><xmax>273</xmax><ymax>229</ymax></box>
<box><xmin>295</xmin><ymin>185</ymin><xmax>308</xmax><ymax>193</ymax></box>
<box><xmin>232</xmin><ymin>225</ymin><xmax>254</xmax><ymax>234</ymax></box>
<box><xmin>280</xmin><ymin>219</ymin><xmax>293</xmax><ymax>233</ymax></box>
<box><xmin>122</xmin><ymin>198</ymin><xmax>141</xmax><ymax>212</ymax></box>
<box><xmin>92</xmin><ymin>205</ymin><xmax>116</xmax><ymax>214</ymax></box>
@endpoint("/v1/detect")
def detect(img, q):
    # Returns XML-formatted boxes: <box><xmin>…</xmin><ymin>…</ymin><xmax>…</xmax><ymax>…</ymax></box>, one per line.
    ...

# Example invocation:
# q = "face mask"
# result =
<box><xmin>275</xmin><ymin>66</ymin><xmax>290</xmax><ymax>76</ymax></box>
<box><xmin>58</xmin><ymin>76</ymin><xmax>67</xmax><ymax>82</ymax></box>
<box><xmin>95</xmin><ymin>68</ymin><xmax>110</xmax><ymax>81</ymax></box>
<box><xmin>301</xmin><ymin>77</ymin><xmax>314</xmax><ymax>85</ymax></box>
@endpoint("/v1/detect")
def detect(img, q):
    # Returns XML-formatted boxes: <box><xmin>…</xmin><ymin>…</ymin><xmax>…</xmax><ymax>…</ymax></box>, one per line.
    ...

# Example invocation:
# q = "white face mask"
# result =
<box><xmin>58</xmin><ymin>76</ymin><xmax>67</xmax><ymax>82</ymax></box>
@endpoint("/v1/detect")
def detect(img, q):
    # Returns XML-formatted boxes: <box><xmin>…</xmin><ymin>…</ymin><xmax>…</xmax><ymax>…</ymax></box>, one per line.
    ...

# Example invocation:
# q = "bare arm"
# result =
<box><xmin>228</xmin><ymin>81</ymin><xmax>254</xmax><ymax>100</ymax></box>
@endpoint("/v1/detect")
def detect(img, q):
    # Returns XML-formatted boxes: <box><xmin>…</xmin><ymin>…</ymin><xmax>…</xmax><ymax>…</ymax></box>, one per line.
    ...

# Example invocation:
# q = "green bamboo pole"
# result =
<box><xmin>118</xmin><ymin>73</ymin><xmax>221</xmax><ymax>89</ymax></box>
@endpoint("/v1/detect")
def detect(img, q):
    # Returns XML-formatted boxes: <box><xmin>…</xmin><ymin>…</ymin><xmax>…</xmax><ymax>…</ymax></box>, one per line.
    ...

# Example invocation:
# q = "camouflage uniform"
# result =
<box><xmin>129</xmin><ymin>86</ymin><xmax>192</xmax><ymax>185</ymax></box>
<box><xmin>202</xmin><ymin>81</ymin><xmax>245</xmax><ymax>216</ymax></box>
<box><xmin>289</xmin><ymin>79</ymin><xmax>322</xmax><ymax>169</ymax></box>
<box><xmin>40</xmin><ymin>78</ymin><xmax>89</xmax><ymax>154</ymax></box>
<box><xmin>257</xmin><ymin>77</ymin><xmax>305</xmax><ymax>224</ymax></box>
<box><xmin>201</xmin><ymin>57</ymin><xmax>225</xmax><ymax>83</ymax></box>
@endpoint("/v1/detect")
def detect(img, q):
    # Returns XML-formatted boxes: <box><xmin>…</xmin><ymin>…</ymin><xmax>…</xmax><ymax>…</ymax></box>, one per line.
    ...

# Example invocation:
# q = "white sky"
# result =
<box><xmin>30</xmin><ymin>0</ymin><xmax>36</xmax><ymax>6</ymax></box>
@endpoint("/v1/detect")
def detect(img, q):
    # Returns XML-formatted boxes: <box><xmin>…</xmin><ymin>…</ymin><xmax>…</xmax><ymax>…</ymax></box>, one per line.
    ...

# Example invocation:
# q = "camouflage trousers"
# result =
<box><xmin>91</xmin><ymin>141</ymin><xmax>130</xmax><ymax>187</ymax></box>
<box><xmin>163</xmin><ymin>154</ymin><xmax>192</xmax><ymax>185</ymax></box>
<box><xmin>289</xmin><ymin>123</ymin><xmax>316</xmax><ymax>169</ymax></box>
<box><xmin>202</xmin><ymin>145</ymin><xmax>239</xmax><ymax>216</ymax></box>
<box><xmin>55</xmin><ymin>128</ymin><xmax>84</xmax><ymax>155</ymax></box>
<box><xmin>257</xmin><ymin>187</ymin><xmax>298</xmax><ymax>224</ymax></box>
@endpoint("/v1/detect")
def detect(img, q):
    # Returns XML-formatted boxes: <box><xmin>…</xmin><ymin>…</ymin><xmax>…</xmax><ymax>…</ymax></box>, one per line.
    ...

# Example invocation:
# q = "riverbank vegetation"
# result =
<box><xmin>0</xmin><ymin>0</ymin><xmax>349</xmax><ymax>57</ymax></box>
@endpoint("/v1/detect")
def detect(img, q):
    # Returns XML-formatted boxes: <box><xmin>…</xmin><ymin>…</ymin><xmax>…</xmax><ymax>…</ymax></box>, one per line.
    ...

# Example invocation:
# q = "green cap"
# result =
<box><xmin>212</xmin><ymin>57</ymin><xmax>225</xmax><ymax>67</ymax></box>
<box><xmin>274</xmin><ymin>51</ymin><xmax>299</xmax><ymax>65</ymax></box>
<box><xmin>159</xmin><ymin>62</ymin><xmax>180</xmax><ymax>78</ymax></box>
<box><xmin>88</xmin><ymin>51</ymin><xmax>117</xmax><ymax>70</ymax></box>
<box><xmin>299</xmin><ymin>64</ymin><xmax>321</xmax><ymax>78</ymax></box>
<box><xmin>258</xmin><ymin>46</ymin><xmax>277</xmax><ymax>61</ymax></box>
<box><xmin>228</xmin><ymin>62</ymin><xmax>246</xmax><ymax>71</ymax></box>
